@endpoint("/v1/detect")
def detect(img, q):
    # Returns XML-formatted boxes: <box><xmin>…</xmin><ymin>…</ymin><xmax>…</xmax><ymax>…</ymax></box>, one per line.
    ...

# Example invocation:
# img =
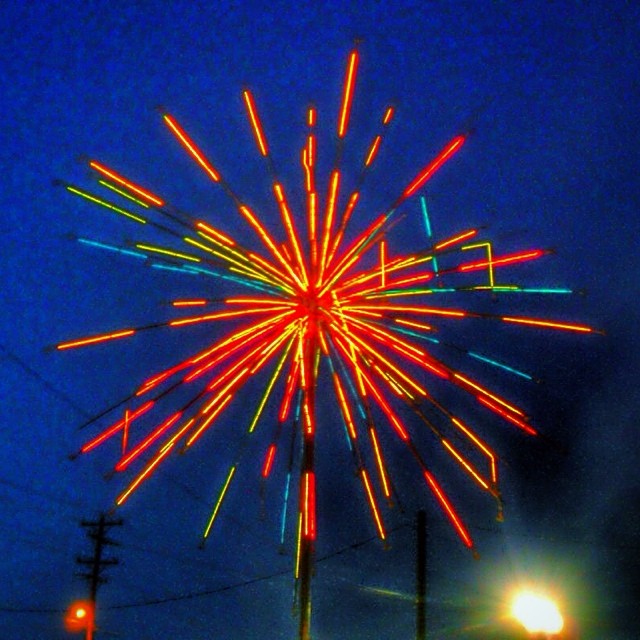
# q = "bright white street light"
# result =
<box><xmin>511</xmin><ymin>591</ymin><xmax>564</xmax><ymax>635</ymax></box>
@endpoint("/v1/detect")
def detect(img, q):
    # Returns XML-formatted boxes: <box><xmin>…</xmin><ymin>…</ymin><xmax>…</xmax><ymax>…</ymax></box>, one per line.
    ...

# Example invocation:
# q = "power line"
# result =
<box><xmin>107</xmin><ymin>523</ymin><xmax>409</xmax><ymax>610</ymax></box>
<box><xmin>0</xmin><ymin>342</ymin><xmax>92</xmax><ymax>420</ymax></box>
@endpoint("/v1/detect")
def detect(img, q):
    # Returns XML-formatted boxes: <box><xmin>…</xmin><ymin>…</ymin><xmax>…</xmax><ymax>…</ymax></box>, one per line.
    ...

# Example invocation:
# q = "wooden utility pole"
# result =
<box><xmin>298</xmin><ymin>330</ymin><xmax>318</xmax><ymax>640</ymax></box>
<box><xmin>76</xmin><ymin>513</ymin><xmax>123</xmax><ymax>639</ymax></box>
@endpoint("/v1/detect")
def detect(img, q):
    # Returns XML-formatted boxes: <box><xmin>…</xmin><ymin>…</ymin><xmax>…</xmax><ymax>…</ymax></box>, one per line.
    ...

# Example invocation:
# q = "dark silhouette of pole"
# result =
<box><xmin>416</xmin><ymin>509</ymin><xmax>427</xmax><ymax>640</ymax></box>
<box><xmin>76</xmin><ymin>513</ymin><xmax>123</xmax><ymax>639</ymax></box>
<box><xmin>298</xmin><ymin>331</ymin><xmax>318</xmax><ymax>640</ymax></box>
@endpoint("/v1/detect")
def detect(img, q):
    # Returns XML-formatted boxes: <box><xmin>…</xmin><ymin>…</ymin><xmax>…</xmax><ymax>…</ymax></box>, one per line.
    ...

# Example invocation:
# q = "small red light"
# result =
<box><xmin>64</xmin><ymin>600</ymin><xmax>94</xmax><ymax>633</ymax></box>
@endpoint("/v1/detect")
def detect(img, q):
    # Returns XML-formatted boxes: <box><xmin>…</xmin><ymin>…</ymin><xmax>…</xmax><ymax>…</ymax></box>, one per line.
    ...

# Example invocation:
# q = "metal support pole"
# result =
<box><xmin>298</xmin><ymin>331</ymin><xmax>318</xmax><ymax>640</ymax></box>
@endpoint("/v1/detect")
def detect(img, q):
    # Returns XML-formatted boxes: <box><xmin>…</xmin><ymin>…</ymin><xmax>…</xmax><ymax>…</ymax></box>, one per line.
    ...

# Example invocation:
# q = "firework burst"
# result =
<box><xmin>57</xmin><ymin>48</ymin><xmax>597</xmax><ymax>636</ymax></box>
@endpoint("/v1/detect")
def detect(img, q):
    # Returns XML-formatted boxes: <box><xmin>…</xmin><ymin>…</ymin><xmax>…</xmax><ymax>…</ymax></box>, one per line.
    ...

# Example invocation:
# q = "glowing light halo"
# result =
<box><xmin>511</xmin><ymin>591</ymin><xmax>565</xmax><ymax>634</ymax></box>
<box><xmin>57</xmin><ymin>49</ymin><xmax>597</xmax><ymax>631</ymax></box>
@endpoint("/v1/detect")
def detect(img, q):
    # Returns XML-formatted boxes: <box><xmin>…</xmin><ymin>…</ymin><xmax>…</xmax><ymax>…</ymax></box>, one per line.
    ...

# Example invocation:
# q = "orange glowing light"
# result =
<box><xmin>115</xmin><ymin>411</ymin><xmax>182</xmax><ymax>472</ymax></box>
<box><xmin>57</xmin><ymin>329</ymin><xmax>136</xmax><ymax>350</ymax></box>
<box><xmin>365</xmin><ymin>135</ymin><xmax>382</xmax><ymax>167</ymax></box>
<box><xmin>196</xmin><ymin>221</ymin><xmax>236</xmax><ymax>246</ymax></box>
<box><xmin>172</xmin><ymin>299</ymin><xmax>208</xmax><ymax>307</ymax></box>
<box><xmin>338</xmin><ymin>50</ymin><xmax>359</xmax><ymax>138</ymax></box>
<box><xmin>403</xmin><ymin>135</ymin><xmax>466</xmax><ymax>199</ymax></box>
<box><xmin>361</xmin><ymin>469</ymin><xmax>386</xmax><ymax>539</ymax></box>
<box><xmin>502</xmin><ymin>316</ymin><xmax>594</xmax><ymax>333</ymax></box>
<box><xmin>262</xmin><ymin>444</ymin><xmax>277</xmax><ymax>478</ymax></box>
<box><xmin>81</xmin><ymin>401</ymin><xmax>154</xmax><ymax>454</ymax></box>
<box><xmin>476</xmin><ymin>396</ymin><xmax>537</xmax><ymax>435</ymax></box>
<box><xmin>89</xmin><ymin>160</ymin><xmax>164</xmax><ymax>206</ymax></box>
<box><xmin>302</xmin><ymin>471</ymin><xmax>316</xmax><ymax>539</ymax></box>
<box><xmin>65</xmin><ymin>600</ymin><xmax>94</xmax><ymax>633</ymax></box>
<box><xmin>442</xmin><ymin>439</ymin><xmax>490</xmax><ymax>490</ymax></box>
<box><xmin>332</xmin><ymin>371</ymin><xmax>357</xmax><ymax>440</ymax></box>
<box><xmin>424</xmin><ymin>470</ymin><xmax>473</xmax><ymax>548</ymax></box>
<box><xmin>163</xmin><ymin>113</ymin><xmax>221</xmax><ymax>182</ymax></box>
<box><xmin>434</xmin><ymin>229</ymin><xmax>478</xmax><ymax>251</ymax></box>
<box><xmin>307</xmin><ymin>106</ymin><xmax>316</xmax><ymax>127</ymax></box>
<box><xmin>243</xmin><ymin>89</ymin><xmax>269</xmax><ymax>156</ymax></box>
<box><xmin>369</xmin><ymin>427</ymin><xmax>391</xmax><ymax>498</ymax></box>
<box><xmin>454</xmin><ymin>372</ymin><xmax>525</xmax><ymax>417</ymax></box>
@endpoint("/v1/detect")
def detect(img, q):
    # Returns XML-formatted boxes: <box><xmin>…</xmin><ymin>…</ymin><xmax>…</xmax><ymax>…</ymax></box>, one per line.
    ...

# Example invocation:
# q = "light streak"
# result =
<box><xmin>468</xmin><ymin>351</ymin><xmax>532</xmax><ymax>380</ymax></box>
<box><xmin>239</xmin><ymin>205</ymin><xmax>304</xmax><ymax>288</ymax></box>
<box><xmin>80</xmin><ymin>401</ymin><xmax>154</xmax><ymax>454</ymax></box>
<box><xmin>248</xmin><ymin>339</ymin><xmax>293</xmax><ymax>432</ymax></box>
<box><xmin>302</xmin><ymin>471</ymin><xmax>316</xmax><ymax>540</ymax></box>
<box><xmin>454</xmin><ymin>372</ymin><xmax>525</xmax><ymax>417</ymax></box>
<box><xmin>434</xmin><ymin>229</ymin><xmax>478</xmax><ymax>251</ymax></box>
<box><xmin>57</xmin><ymin>329</ymin><xmax>136</xmax><ymax>350</ymax></box>
<box><xmin>361</xmin><ymin>469</ymin><xmax>386</xmax><ymax>539</ymax></box>
<box><xmin>318</xmin><ymin>170</ymin><xmax>341</xmax><ymax>284</ymax></box>
<box><xmin>66</xmin><ymin>186</ymin><xmax>147</xmax><ymax>224</ymax></box>
<box><xmin>442</xmin><ymin>439</ymin><xmax>489</xmax><ymax>490</ymax></box>
<box><xmin>332</xmin><ymin>371</ymin><xmax>357</xmax><ymax>440</ymax></box>
<box><xmin>338</xmin><ymin>50</ymin><xmax>359</xmax><ymax>138</ymax></box>
<box><xmin>163</xmin><ymin>113</ymin><xmax>221</xmax><ymax>182</ymax></box>
<box><xmin>262</xmin><ymin>444</ymin><xmax>277</xmax><ymax>478</ymax></box>
<box><xmin>459</xmin><ymin>249</ymin><xmax>545</xmax><ymax>273</ymax></box>
<box><xmin>89</xmin><ymin>160</ymin><xmax>164</xmax><ymax>206</ymax></box>
<box><xmin>172</xmin><ymin>299</ymin><xmax>208</xmax><ymax>307</ymax></box>
<box><xmin>451</xmin><ymin>417</ymin><xmax>497</xmax><ymax>484</ymax></box>
<box><xmin>423</xmin><ymin>470</ymin><xmax>473</xmax><ymax>548</ymax></box>
<box><xmin>98</xmin><ymin>180</ymin><xmax>150</xmax><ymax>208</ymax></box>
<box><xmin>196</xmin><ymin>221</ymin><xmax>235</xmax><ymax>246</ymax></box>
<box><xmin>403</xmin><ymin>135</ymin><xmax>466</xmax><ymax>199</ymax></box>
<box><xmin>380</xmin><ymin>239</ymin><xmax>386</xmax><ymax>288</ymax></box>
<box><xmin>185</xmin><ymin>395</ymin><xmax>233</xmax><ymax>448</ymax></box>
<box><xmin>462</xmin><ymin>241</ymin><xmax>494</xmax><ymax>287</ymax></box>
<box><xmin>77</xmin><ymin>237</ymin><xmax>147</xmax><ymax>260</ymax></box>
<box><xmin>369</xmin><ymin>427</ymin><xmax>391</xmax><ymax>498</ymax></box>
<box><xmin>135</xmin><ymin>243</ymin><xmax>201</xmax><ymax>262</ymax></box>
<box><xmin>115</xmin><ymin>412</ymin><xmax>182</xmax><ymax>471</ymax></box>
<box><xmin>501</xmin><ymin>316</ymin><xmax>595</xmax><ymax>333</ymax></box>
<box><xmin>365</xmin><ymin>135</ymin><xmax>382</xmax><ymax>167</ymax></box>
<box><xmin>273</xmin><ymin>182</ymin><xmax>308</xmax><ymax>286</ymax></box>
<box><xmin>477</xmin><ymin>396</ymin><xmax>537</xmax><ymax>435</ymax></box>
<box><xmin>203</xmin><ymin>465</ymin><xmax>237</xmax><ymax>539</ymax></box>
<box><xmin>243</xmin><ymin>90</ymin><xmax>269</xmax><ymax>156</ymax></box>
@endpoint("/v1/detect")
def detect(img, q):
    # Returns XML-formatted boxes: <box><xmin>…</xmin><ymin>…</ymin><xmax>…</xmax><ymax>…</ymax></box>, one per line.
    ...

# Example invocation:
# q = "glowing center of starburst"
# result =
<box><xmin>297</xmin><ymin>287</ymin><xmax>332</xmax><ymax>324</ymax></box>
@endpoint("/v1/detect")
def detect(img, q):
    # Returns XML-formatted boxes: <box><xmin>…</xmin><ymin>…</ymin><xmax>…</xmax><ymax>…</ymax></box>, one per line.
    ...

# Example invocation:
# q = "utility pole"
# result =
<box><xmin>76</xmin><ymin>513</ymin><xmax>123</xmax><ymax>639</ymax></box>
<box><xmin>416</xmin><ymin>509</ymin><xmax>427</xmax><ymax>640</ymax></box>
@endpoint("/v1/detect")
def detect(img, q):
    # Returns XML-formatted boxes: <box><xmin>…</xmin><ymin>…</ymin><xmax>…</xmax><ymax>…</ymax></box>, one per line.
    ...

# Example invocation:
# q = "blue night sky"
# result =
<box><xmin>1</xmin><ymin>2</ymin><xmax>639</xmax><ymax>639</ymax></box>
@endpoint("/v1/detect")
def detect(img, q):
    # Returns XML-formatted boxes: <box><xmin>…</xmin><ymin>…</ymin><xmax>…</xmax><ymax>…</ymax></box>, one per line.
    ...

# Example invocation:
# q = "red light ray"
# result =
<box><xmin>57</xmin><ymin>329</ymin><xmax>136</xmax><ymax>351</ymax></box>
<box><xmin>262</xmin><ymin>444</ymin><xmax>277</xmax><ymax>478</ymax></box>
<box><xmin>338</xmin><ymin>50</ymin><xmax>359</xmax><ymax>138</ymax></box>
<box><xmin>423</xmin><ymin>470</ymin><xmax>473</xmax><ymax>548</ymax></box>
<box><xmin>434</xmin><ymin>228</ymin><xmax>478</xmax><ymax>251</ymax></box>
<box><xmin>115</xmin><ymin>411</ymin><xmax>182</xmax><ymax>472</ymax></box>
<box><xmin>501</xmin><ymin>316</ymin><xmax>595</xmax><ymax>333</ymax></box>
<box><xmin>80</xmin><ymin>401</ymin><xmax>154</xmax><ymax>454</ymax></box>
<box><xmin>89</xmin><ymin>160</ymin><xmax>165</xmax><ymax>206</ymax></box>
<box><xmin>163</xmin><ymin>113</ymin><xmax>221</xmax><ymax>182</ymax></box>
<box><xmin>456</xmin><ymin>249</ymin><xmax>547</xmax><ymax>273</ymax></box>
<box><xmin>243</xmin><ymin>90</ymin><xmax>269</xmax><ymax>157</ymax></box>
<box><xmin>402</xmin><ymin>135</ymin><xmax>466</xmax><ymax>199</ymax></box>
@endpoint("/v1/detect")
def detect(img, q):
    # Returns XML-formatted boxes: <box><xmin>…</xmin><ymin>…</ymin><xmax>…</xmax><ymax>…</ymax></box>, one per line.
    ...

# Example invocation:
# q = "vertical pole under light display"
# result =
<box><xmin>298</xmin><ymin>322</ymin><xmax>318</xmax><ymax>640</ymax></box>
